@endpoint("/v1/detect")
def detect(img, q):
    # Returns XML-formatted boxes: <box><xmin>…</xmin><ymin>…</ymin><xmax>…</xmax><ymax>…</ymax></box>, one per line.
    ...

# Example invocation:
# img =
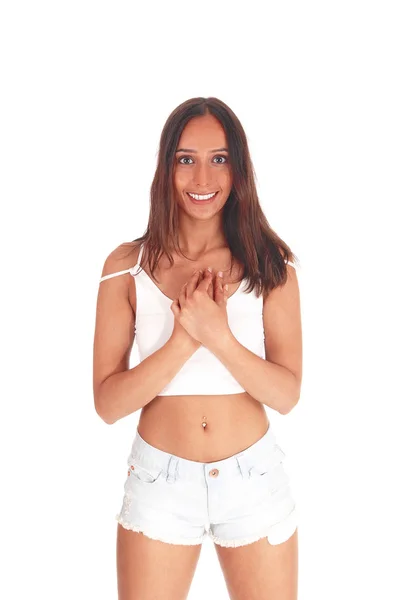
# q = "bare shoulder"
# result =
<box><xmin>99</xmin><ymin>240</ymin><xmax>143</xmax><ymax>315</ymax></box>
<box><xmin>100</xmin><ymin>240</ymin><xmax>142</xmax><ymax>279</ymax></box>
<box><xmin>275</xmin><ymin>247</ymin><xmax>300</xmax><ymax>292</ymax></box>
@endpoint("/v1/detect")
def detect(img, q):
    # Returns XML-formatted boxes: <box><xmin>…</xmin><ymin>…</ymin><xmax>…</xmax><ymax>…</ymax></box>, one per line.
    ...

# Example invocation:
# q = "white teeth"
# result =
<box><xmin>187</xmin><ymin>192</ymin><xmax>217</xmax><ymax>201</ymax></box>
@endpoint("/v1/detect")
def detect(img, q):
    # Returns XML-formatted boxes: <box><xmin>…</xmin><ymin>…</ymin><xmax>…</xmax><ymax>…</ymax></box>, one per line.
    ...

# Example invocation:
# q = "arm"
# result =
<box><xmin>207</xmin><ymin>335</ymin><xmax>299</xmax><ymax>414</ymax></box>
<box><xmin>207</xmin><ymin>264</ymin><xmax>302</xmax><ymax>415</ymax></box>
<box><xmin>93</xmin><ymin>245</ymin><xmax>197</xmax><ymax>425</ymax></box>
<box><xmin>96</xmin><ymin>337</ymin><xmax>197</xmax><ymax>424</ymax></box>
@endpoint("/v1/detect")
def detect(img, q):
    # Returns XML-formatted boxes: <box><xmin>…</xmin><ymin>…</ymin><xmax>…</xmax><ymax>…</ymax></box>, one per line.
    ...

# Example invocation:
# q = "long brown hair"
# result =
<box><xmin>125</xmin><ymin>96</ymin><xmax>299</xmax><ymax>300</ymax></box>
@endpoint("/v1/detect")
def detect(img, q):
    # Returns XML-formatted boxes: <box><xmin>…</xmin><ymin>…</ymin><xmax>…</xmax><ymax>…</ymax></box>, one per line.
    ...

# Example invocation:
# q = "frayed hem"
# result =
<box><xmin>209</xmin><ymin>530</ymin><xmax>271</xmax><ymax>548</ymax></box>
<box><xmin>209</xmin><ymin>524</ymin><xmax>298</xmax><ymax>548</ymax></box>
<box><xmin>209</xmin><ymin>506</ymin><xmax>298</xmax><ymax>548</ymax></box>
<box><xmin>115</xmin><ymin>514</ymin><xmax>205</xmax><ymax>546</ymax></box>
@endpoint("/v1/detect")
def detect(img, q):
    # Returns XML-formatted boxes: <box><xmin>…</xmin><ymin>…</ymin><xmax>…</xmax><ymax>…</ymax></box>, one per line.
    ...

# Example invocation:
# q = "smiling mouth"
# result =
<box><xmin>186</xmin><ymin>191</ymin><xmax>219</xmax><ymax>201</ymax></box>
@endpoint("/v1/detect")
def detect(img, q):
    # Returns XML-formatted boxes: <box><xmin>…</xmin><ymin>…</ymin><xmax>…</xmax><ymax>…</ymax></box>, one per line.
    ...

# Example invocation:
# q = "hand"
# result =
<box><xmin>170</xmin><ymin>270</ymin><xmax>214</xmax><ymax>351</ymax></box>
<box><xmin>170</xmin><ymin>271</ymin><xmax>203</xmax><ymax>352</ymax></box>
<box><xmin>170</xmin><ymin>268</ymin><xmax>230</xmax><ymax>349</ymax></box>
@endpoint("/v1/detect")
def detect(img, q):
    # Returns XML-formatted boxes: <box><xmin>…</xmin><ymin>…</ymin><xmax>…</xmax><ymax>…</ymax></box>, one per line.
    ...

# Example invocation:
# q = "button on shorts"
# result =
<box><xmin>115</xmin><ymin>422</ymin><xmax>298</xmax><ymax>547</ymax></box>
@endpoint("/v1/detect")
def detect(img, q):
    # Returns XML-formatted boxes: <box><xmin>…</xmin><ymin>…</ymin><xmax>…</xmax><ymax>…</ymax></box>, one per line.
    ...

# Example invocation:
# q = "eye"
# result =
<box><xmin>178</xmin><ymin>156</ymin><xmax>194</xmax><ymax>165</ymax></box>
<box><xmin>213</xmin><ymin>155</ymin><xmax>228</xmax><ymax>164</ymax></box>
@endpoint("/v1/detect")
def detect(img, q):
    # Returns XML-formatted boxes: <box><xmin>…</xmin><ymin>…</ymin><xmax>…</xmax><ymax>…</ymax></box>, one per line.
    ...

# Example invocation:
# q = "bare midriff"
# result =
<box><xmin>130</xmin><ymin>245</ymin><xmax>269</xmax><ymax>463</ymax></box>
<box><xmin>138</xmin><ymin>394</ymin><xmax>270</xmax><ymax>463</ymax></box>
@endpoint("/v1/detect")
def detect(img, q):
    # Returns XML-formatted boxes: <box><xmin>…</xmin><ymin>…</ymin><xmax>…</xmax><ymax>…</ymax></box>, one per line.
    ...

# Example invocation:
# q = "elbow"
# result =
<box><xmin>94</xmin><ymin>394</ymin><xmax>116</xmax><ymax>425</ymax></box>
<box><xmin>279</xmin><ymin>387</ymin><xmax>301</xmax><ymax>415</ymax></box>
<box><xmin>279</xmin><ymin>399</ymin><xmax>298</xmax><ymax>415</ymax></box>
<box><xmin>98</xmin><ymin>410</ymin><xmax>116</xmax><ymax>425</ymax></box>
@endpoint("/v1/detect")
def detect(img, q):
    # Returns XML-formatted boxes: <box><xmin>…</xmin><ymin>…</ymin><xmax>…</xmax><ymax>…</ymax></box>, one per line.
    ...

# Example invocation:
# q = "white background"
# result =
<box><xmin>1</xmin><ymin>1</ymin><xmax>397</xmax><ymax>598</ymax></box>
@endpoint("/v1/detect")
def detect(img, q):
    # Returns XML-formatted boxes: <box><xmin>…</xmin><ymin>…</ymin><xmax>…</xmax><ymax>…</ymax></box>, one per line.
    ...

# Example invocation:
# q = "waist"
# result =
<box><xmin>138</xmin><ymin>393</ymin><xmax>270</xmax><ymax>462</ymax></box>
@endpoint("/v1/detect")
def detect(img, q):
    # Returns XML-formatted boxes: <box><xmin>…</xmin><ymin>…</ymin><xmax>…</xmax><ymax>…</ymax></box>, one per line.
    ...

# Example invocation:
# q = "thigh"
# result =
<box><xmin>214</xmin><ymin>527</ymin><xmax>298</xmax><ymax>600</ymax></box>
<box><xmin>117</xmin><ymin>524</ymin><xmax>202</xmax><ymax>600</ymax></box>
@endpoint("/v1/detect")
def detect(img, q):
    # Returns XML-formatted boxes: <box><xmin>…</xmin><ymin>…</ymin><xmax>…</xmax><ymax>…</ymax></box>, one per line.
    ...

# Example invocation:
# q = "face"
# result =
<box><xmin>173</xmin><ymin>113</ymin><xmax>233</xmax><ymax>218</ymax></box>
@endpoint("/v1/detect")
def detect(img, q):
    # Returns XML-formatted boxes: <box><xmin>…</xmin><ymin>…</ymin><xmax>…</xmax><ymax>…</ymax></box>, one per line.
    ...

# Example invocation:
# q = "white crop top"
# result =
<box><xmin>99</xmin><ymin>243</ymin><xmax>296</xmax><ymax>396</ymax></box>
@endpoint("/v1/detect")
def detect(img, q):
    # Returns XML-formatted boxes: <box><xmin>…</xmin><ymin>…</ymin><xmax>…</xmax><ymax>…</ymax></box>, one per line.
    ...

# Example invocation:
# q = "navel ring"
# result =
<box><xmin>202</xmin><ymin>416</ymin><xmax>207</xmax><ymax>429</ymax></box>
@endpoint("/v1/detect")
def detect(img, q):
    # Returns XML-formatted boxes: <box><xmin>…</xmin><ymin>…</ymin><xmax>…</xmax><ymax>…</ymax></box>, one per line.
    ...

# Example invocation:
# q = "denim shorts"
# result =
<box><xmin>115</xmin><ymin>422</ymin><xmax>298</xmax><ymax>547</ymax></box>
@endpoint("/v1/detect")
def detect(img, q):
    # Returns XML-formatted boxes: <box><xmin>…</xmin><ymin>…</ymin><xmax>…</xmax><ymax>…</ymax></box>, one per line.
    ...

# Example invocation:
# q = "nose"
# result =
<box><xmin>192</xmin><ymin>161</ymin><xmax>213</xmax><ymax>188</ymax></box>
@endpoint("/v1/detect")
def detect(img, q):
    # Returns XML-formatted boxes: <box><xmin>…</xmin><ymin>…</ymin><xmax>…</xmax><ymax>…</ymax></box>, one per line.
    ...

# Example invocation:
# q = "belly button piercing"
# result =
<box><xmin>202</xmin><ymin>416</ymin><xmax>207</xmax><ymax>429</ymax></box>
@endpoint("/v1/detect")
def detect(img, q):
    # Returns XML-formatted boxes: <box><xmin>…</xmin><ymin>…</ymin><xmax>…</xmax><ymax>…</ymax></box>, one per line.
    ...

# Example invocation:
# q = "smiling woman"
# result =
<box><xmin>93</xmin><ymin>96</ymin><xmax>301</xmax><ymax>600</ymax></box>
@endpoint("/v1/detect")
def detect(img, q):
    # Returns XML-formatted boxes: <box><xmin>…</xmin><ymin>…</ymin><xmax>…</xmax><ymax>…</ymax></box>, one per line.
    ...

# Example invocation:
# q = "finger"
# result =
<box><xmin>214</xmin><ymin>270</ymin><xmax>224</xmax><ymax>305</ymax></box>
<box><xmin>208</xmin><ymin>272</ymin><xmax>214</xmax><ymax>299</ymax></box>
<box><xmin>185</xmin><ymin>269</ymin><xmax>202</xmax><ymax>299</ymax></box>
<box><xmin>197</xmin><ymin>270</ymin><xmax>213</xmax><ymax>299</ymax></box>
<box><xmin>207</xmin><ymin>278</ymin><xmax>213</xmax><ymax>300</ymax></box>
<box><xmin>180</xmin><ymin>270</ymin><xmax>202</xmax><ymax>306</ymax></box>
<box><xmin>196</xmin><ymin>270</ymin><xmax>213</xmax><ymax>300</ymax></box>
<box><xmin>195</xmin><ymin>268</ymin><xmax>213</xmax><ymax>294</ymax></box>
<box><xmin>170</xmin><ymin>299</ymin><xmax>180</xmax><ymax>316</ymax></box>
<box><xmin>197</xmin><ymin>270</ymin><xmax>209</xmax><ymax>296</ymax></box>
<box><xmin>178</xmin><ymin>281</ymin><xmax>188</xmax><ymax>308</ymax></box>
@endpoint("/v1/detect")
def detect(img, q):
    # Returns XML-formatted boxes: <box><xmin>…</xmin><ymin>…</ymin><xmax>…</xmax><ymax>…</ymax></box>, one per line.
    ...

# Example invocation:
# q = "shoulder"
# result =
<box><xmin>277</xmin><ymin>247</ymin><xmax>299</xmax><ymax>285</ymax></box>
<box><xmin>278</xmin><ymin>247</ymin><xmax>297</xmax><ymax>268</ymax></box>
<box><xmin>262</xmin><ymin>248</ymin><xmax>299</xmax><ymax>304</ymax></box>
<box><xmin>100</xmin><ymin>240</ymin><xmax>142</xmax><ymax>279</ymax></box>
<box><xmin>99</xmin><ymin>240</ymin><xmax>143</xmax><ymax>316</ymax></box>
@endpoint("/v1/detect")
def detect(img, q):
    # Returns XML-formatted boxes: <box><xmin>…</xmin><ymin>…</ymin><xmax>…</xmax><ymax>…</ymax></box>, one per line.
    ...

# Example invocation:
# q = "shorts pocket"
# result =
<box><xmin>125</xmin><ymin>460</ymin><xmax>163</xmax><ymax>485</ymax></box>
<box><xmin>249</xmin><ymin>444</ymin><xmax>290</xmax><ymax>495</ymax></box>
<box><xmin>249</xmin><ymin>443</ymin><xmax>286</xmax><ymax>477</ymax></box>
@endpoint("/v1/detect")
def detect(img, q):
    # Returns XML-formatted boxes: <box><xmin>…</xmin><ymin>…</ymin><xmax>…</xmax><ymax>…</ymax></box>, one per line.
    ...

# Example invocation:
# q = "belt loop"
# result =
<box><xmin>166</xmin><ymin>455</ymin><xmax>179</xmax><ymax>484</ymax></box>
<box><xmin>236</xmin><ymin>453</ymin><xmax>251</xmax><ymax>480</ymax></box>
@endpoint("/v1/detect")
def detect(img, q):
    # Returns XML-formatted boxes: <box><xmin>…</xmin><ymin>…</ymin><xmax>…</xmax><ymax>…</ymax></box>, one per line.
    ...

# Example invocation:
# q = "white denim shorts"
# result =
<box><xmin>115</xmin><ymin>423</ymin><xmax>298</xmax><ymax>547</ymax></box>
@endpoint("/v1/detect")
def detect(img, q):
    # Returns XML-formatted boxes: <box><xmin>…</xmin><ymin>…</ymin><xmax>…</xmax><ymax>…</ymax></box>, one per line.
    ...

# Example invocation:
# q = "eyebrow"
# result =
<box><xmin>175</xmin><ymin>147</ymin><xmax>228</xmax><ymax>153</ymax></box>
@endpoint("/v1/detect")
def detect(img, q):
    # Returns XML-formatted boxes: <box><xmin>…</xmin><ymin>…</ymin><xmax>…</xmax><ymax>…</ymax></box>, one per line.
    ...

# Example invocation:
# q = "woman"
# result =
<box><xmin>94</xmin><ymin>96</ymin><xmax>302</xmax><ymax>600</ymax></box>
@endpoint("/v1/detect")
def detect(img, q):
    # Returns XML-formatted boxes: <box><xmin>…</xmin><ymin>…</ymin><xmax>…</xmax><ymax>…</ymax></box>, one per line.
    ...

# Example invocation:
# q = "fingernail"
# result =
<box><xmin>207</xmin><ymin>267</ymin><xmax>213</xmax><ymax>273</ymax></box>
<box><xmin>217</xmin><ymin>271</ymin><xmax>223</xmax><ymax>278</ymax></box>
<box><xmin>225</xmin><ymin>284</ymin><xmax>229</xmax><ymax>291</ymax></box>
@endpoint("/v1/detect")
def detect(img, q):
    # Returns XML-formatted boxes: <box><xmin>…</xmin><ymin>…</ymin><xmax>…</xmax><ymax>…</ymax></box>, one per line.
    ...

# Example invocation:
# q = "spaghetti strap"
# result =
<box><xmin>99</xmin><ymin>242</ymin><xmax>145</xmax><ymax>282</ymax></box>
<box><xmin>99</xmin><ymin>268</ymin><xmax>132</xmax><ymax>282</ymax></box>
<box><xmin>137</xmin><ymin>242</ymin><xmax>144</xmax><ymax>265</ymax></box>
<box><xmin>129</xmin><ymin>241</ymin><xmax>145</xmax><ymax>276</ymax></box>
